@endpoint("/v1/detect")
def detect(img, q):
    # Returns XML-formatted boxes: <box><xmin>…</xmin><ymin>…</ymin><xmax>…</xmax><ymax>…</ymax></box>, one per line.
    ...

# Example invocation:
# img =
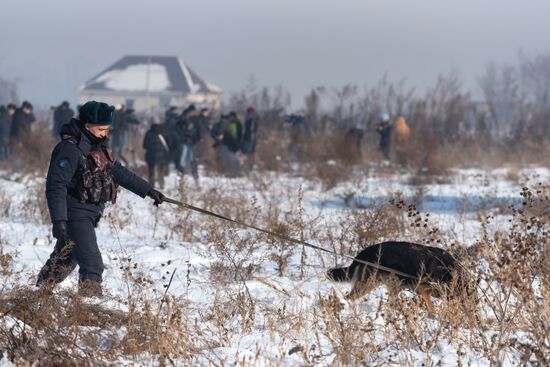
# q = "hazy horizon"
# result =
<box><xmin>1</xmin><ymin>0</ymin><xmax>549</xmax><ymax>109</ymax></box>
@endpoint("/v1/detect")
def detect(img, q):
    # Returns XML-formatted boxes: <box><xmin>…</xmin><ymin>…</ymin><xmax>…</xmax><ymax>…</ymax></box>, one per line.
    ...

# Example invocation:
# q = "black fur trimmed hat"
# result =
<box><xmin>79</xmin><ymin>101</ymin><xmax>115</xmax><ymax>125</ymax></box>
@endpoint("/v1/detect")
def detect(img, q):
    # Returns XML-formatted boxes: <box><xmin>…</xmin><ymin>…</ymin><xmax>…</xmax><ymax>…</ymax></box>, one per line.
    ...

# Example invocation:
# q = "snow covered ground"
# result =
<box><xmin>0</xmin><ymin>165</ymin><xmax>548</xmax><ymax>366</ymax></box>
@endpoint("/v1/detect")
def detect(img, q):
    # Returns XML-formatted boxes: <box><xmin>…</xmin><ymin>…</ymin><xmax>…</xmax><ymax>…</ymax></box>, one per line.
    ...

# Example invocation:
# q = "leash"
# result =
<box><xmin>163</xmin><ymin>197</ymin><xmax>418</xmax><ymax>280</ymax></box>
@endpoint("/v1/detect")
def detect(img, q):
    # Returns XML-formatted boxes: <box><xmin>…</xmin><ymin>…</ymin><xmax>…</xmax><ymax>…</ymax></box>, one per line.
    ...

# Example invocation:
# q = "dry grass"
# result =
<box><xmin>1</xmin><ymin>112</ymin><xmax>549</xmax><ymax>366</ymax></box>
<box><xmin>1</xmin><ymin>175</ymin><xmax>548</xmax><ymax>365</ymax></box>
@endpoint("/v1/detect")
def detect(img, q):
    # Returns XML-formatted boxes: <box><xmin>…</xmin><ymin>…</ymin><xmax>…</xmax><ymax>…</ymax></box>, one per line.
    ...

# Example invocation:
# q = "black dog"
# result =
<box><xmin>327</xmin><ymin>241</ymin><xmax>472</xmax><ymax>312</ymax></box>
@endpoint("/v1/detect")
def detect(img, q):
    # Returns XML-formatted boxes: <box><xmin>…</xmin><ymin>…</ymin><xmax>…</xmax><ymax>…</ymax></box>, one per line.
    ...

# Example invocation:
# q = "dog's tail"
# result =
<box><xmin>327</xmin><ymin>266</ymin><xmax>352</xmax><ymax>282</ymax></box>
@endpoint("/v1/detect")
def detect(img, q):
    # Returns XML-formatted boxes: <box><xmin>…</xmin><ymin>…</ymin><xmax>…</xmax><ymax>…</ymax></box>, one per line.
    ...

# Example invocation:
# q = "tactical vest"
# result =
<box><xmin>64</xmin><ymin>134</ymin><xmax>119</xmax><ymax>204</ymax></box>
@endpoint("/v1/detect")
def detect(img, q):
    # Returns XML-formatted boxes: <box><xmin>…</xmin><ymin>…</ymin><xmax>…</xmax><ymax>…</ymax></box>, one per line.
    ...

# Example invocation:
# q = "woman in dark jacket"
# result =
<box><xmin>143</xmin><ymin>117</ymin><xmax>171</xmax><ymax>189</ymax></box>
<box><xmin>37</xmin><ymin>101</ymin><xmax>165</xmax><ymax>297</ymax></box>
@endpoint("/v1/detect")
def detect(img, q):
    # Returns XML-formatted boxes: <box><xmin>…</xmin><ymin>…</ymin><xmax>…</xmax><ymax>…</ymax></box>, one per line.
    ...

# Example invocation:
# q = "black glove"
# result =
<box><xmin>52</xmin><ymin>221</ymin><xmax>70</xmax><ymax>243</ymax></box>
<box><xmin>147</xmin><ymin>189</ymin><xmax>165</xmax><ymax>206</ymax></box>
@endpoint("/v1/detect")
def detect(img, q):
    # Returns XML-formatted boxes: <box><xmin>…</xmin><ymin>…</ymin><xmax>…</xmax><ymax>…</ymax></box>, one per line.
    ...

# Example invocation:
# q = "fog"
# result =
<box><xmin>1</xmin><ymin>0</ymin><xmax>549</xmax><ymax>108</ymax></box>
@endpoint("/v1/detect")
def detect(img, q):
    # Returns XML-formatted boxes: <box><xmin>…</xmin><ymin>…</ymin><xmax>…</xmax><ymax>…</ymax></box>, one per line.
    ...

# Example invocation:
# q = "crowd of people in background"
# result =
<box><xmin>0</xmin><ymin>99</ymin><xmax>265</xmax><ymax>187</ymax></box>
<box><xmin>0</xmin><ymin>98</ymin><xmax>410</xmax><ymax>188</ymax></box>
<box><xmin>0</xmin><ymin>101</ymin><xmax>35</xmax><ymax>161</ymax></box>
<box><xmin>52</xmin><ymin>101</ymin><xmax>74</xmax><ymax>137</ymax></box>
<box><xmin>142</xmin><ymin>104</ymin><xmax>260</xmax><ymax>188</ymax></box>
<box><xmin>112</xmin><ymin>105</ymin><xmax>140</xmax><ymax>164</ymax></box>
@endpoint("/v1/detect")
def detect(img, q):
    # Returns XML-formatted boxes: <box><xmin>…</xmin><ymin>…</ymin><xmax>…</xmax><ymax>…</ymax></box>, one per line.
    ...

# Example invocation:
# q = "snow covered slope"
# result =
<box><xmin>0</xmin><ymin>166</ymin><xmax>548</xmax><ymax>365</ymax></box>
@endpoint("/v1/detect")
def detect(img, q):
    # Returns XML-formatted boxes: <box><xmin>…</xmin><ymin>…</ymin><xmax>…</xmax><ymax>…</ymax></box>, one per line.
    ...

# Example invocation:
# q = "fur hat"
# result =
<box><xmin>79</xmin><ymin>101</ymin><xmax>115</xmax><ymax>125</ymax></box>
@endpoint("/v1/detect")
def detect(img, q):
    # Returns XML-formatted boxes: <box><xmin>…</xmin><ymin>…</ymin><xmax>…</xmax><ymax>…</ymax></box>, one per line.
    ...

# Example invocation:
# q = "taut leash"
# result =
<box><xmin>163</xmin><ymin>197</ymin><xmax>418</xmax><ymax>280</ymax></box>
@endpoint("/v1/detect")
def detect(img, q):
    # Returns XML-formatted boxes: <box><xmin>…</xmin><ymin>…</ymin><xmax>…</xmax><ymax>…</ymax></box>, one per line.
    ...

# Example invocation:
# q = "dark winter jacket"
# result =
<box><xmin>164</xmin><ymin>110</ymin><xmax>179</xmax><ymax>129</ymax></box>
<box><xmin>0</xmin><ymin>107</ymin><xmax>13</xmax><ymax>141</ymax></box>
<box><xmin>53</xmin><ymin>105</ymin><xmax>75</xmax><ymax>137</ymax></box>
<box><xmin>10</xmin><ymin>108</ymin><xmax>35</xmax><ymax>139</ymax></box>
<box><xmin>175</xmin><ymin>116</ymin><xmax>202</xmax><ymax>145</ymax></box>
<box><xmin>198</xmin><ymin>114</ymin><xmax>212</xmax><ymax>136</ymax></box>
<box><xmin>243</xmin><ymin>111</ymin><xmax>259</xmax><ymax>142</ymax></box>
<box><xmin>287</xmin><ymin>115</ymin><xmax>310</xmax><ymax>142</ymax></box>
<box><xmin>113</xmin><ymin>109</ymin><xmax>139</xmax><ymax>135</ymax></box>
<box><xmin>376</xmin><ymin>121</ymin><xmax>393</xmax><ymax>149</ymax></box>
<box><xmin>143</xmin><ymin>124</ymin><xmax>171</xmax><ymax>166</ymax></box>
<box><xmin>46</xmin><ymin>119</ymin><xmax>152</xmax><ymax>222</ymax></box>
<box><xmin>346</xmin><ymin>127</ymin><xmax>364</xmax><ymax>147</ymax></box>
<box><xmin>212</xmin><ymin>118</ymin><xmax>242</xmax><ymax>152</ymax></box>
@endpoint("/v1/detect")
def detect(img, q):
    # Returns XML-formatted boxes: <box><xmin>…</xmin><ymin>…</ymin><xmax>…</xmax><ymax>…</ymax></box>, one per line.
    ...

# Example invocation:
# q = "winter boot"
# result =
<box><xmin>78</xmin><ymin>279</ymin><xmax>103</xmax><ymax>298</ymax></box>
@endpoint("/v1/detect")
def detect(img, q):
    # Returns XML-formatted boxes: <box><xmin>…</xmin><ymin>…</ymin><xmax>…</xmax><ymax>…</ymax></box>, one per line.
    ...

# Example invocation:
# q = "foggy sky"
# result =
<box><xmin>1</xmin><ymin>0</ymin><xmax>550</xmax><ymax>109</ymax></box>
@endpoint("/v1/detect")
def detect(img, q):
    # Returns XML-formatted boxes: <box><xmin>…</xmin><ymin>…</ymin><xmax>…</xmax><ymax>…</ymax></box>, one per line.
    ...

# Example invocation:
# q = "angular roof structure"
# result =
<box><xmin>80</xmin><ymin>55</ymin><xmax>221</xmax><ymax>94</ymax></box>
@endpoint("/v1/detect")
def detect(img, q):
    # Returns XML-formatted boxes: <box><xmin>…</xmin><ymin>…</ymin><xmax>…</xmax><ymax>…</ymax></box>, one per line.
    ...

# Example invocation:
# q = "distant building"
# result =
<box><xmin>78</xmin><ymin>55</ymin><xmax>222</xmax><ymax>114</ymax></box>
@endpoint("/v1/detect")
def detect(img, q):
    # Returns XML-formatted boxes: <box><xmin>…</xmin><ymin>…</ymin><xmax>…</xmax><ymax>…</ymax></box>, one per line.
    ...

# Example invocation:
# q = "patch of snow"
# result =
<box><xmin>95</xmin><ymin>63</ymin><xmax>171</xmax><ymax>92</ymax></box>
<box><xmin>1</xmin><ymin>166</ymin><xmax>546</xmax><ymax>365</ymax></box>
<box><xmin>205</xmin><ymin>80</ymin><xmax>222</xmax><ymax>93</ymax></box>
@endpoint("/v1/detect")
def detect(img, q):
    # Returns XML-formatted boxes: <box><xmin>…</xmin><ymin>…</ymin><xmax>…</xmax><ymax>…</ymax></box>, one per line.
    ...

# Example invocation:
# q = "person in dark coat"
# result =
<box><xmin>168</xmin><ymin>108</ymin><xmax>186</xmax><ymax>173</ymax></box>
<box><xmin>376</xmin><ymin>112</ymin><xmax>393</xmax><ymax>160</ymax></box>
<box><xmin>143</xmin><ymin>117</ymin><xmax>171</xmax><ymax>190</ymax></box>
<box><xmin>198</xmin><ymin>107</ymin><xmax>212</xmax><ymax>135</ymax></box>
<box><xmin>211</xmin><ymin>111</ymin><xmax>242</xmax><ymax>176</ymax></box>
<box><xmin>52</xmin><ymin>101</ymin><xmax>75</xmax><ymax>138</ymax></box>
<box><xmin>345</xmin><ymin>126</ymin><xmax>365</xmax><ymax>158</ymax></box>
<box><xmin>36</xmin><ymin>101</ymin><xmax>165</xmax><ymax>297</ymax></box>
<box><xmin>10</xmin><ymin>101</ymin><xmax>35</xmax><ymax>144</ymax></box>
<box><xmin>285</xmin><ymin>114</ymin><xmax>310</xmax><ymax>162</ymax></box>
<box><xmin>175</xmin><ymin>104</ymin><xmax>201</xmax><ymax>181</ymax></box>
<box><xmin>0</xmin><ymin>104</ymin><xmax>16</xmax><ymax>161</ymax></box>
<box><xmin>219</xmin><ymin>111</ymin><xmax>242</xmax><ymax>152</ymax></box>
<box><xmin>111</xmin><ymin>105</ymin><xmax>139</xmax><ymax>163</ymax></box>
<box><xmin>242</xmin><ymin>106</ymin><xmax>259</xmax><ymax>155</ymax></box>
<box><xmin>164</xmin><ymin>106</ymin><xmax>179</xmax><ymax>129</ymax></box>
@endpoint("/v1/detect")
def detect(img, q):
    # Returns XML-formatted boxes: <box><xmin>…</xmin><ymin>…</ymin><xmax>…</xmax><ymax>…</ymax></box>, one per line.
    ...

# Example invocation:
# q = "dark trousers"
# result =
<box><xmin>218</xmin><ymin>145</ymin><xmax>240</xmax><ymax>176</ymax></box>
<box><xmin>241</xmin><ymin>138</ymin><xmax>257</xmax><ymax>155</ymax></box>
<box><xmin>37</xmin><ymin>218</ymin><xmax>104</xmax><ymax>285</ymax></box>
<box><xmin>0</xmin><ymin>141</ymin><xmax>10</xmax><ymax>160</ymax></box>
<box><xmin>148</xmin><ymin>163</ymin><xmax>167</xmax><ymax>190</ymax></box>
<box><xmin>380</xmin><ymin>142</ymin><xmax>391</xmax><ymax>160</ymax></box>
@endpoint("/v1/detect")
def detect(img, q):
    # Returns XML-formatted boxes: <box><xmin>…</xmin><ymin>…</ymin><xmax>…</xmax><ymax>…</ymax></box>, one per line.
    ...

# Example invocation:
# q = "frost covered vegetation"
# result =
<box><xmin>1</xmin><ymin>162</ymin><xmax>549</xmax><ymax>365</ymax></box>
<box><xmin>1</xmin><ymin>55</ymin><xmax>550</xmax><ymax>365</ymax></box>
